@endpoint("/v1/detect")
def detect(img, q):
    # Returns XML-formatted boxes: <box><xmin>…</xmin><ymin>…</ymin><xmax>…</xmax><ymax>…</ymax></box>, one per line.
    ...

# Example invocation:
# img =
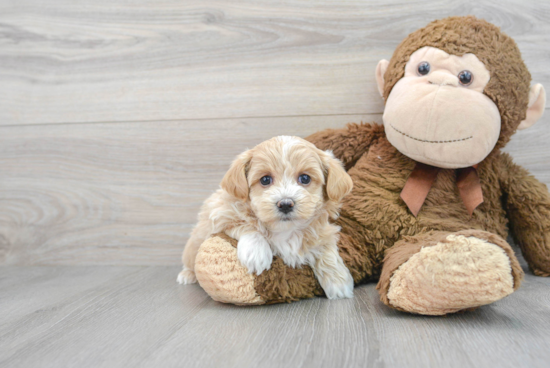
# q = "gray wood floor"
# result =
<box><xmin>1</xmin><ymin>255</ymin><xmax>549</xmax><ymax>368</ymax></box>
<box><xmin>1</xmin><ymin>1</ymin><xmax>550</xmax><ymax>367</ymax></box>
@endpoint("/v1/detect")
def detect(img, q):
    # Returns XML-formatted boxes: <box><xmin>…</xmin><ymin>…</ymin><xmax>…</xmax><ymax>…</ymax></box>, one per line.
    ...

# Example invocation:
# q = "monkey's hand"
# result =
<box><xmin>535</xmin><ymin>233</ymin><xmax>550</xmax><ymax>277</ymax></box>
<box><xmin>500</xmin><ymin>153</ymin><xmax>550</xmax><ymax>276</ymax></box>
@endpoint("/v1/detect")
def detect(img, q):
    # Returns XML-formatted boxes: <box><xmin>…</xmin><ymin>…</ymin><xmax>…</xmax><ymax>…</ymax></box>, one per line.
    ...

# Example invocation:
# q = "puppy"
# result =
<box><xmin>177</xmin><ymin>136</ymin><xmax>354</xmax><ymax>299</ymax></box>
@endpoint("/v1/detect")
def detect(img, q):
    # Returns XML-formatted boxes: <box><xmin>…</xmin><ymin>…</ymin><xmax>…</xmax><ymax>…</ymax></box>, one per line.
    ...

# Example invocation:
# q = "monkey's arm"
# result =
<box><xmin>306</xmin><ymin>122</ymin><xmax>384</xmax><ymax>170</ymax></box>
<box><xmin>500</xmin><ymin>153</ymin><xmax>550</xmax><ymax>276</ymax></box>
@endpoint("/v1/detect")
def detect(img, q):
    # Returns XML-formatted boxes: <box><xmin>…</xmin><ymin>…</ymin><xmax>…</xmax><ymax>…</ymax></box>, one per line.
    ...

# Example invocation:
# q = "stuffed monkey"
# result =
<box><xmin>191</xmin><ymin>16</ymin><xmax>549</xmax><ymax>315</ymax></box>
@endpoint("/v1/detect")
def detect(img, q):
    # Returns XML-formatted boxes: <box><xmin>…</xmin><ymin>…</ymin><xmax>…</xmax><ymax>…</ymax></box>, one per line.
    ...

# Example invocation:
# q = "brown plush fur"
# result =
<box><xmin>255</xmin><ymin>257</ymin><xmax>325</xmax><ymax>304</ymax></box>
<box><xmin>500</xmin><ymin>154</ymin><xmax>550</xmax><ymax>276</ymax></box>
<box><xmin>195</xmin><ymin>16</ymin><xmax>550</xmax><ymax>313</ymax></box>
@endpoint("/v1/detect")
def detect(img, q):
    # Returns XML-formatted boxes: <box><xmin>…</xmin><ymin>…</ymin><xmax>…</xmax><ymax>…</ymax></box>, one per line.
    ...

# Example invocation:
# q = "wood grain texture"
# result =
<box><xmin>0</xmin><ymin>262</ymin><xmax>549</xmax><ymax>368</ymax></box>
<box><xmin>0</xmin><ymin>0</ymin><xmax>549</xmax><ymax>267</ymax></box>
<box><xmin>0</xmin><ymin>114</ymin><xmax>549</xmax><ymax>266</ymax></box>
<box><xmin>0</xmin><ymin>0</ymin><xmax>549</xmax><ymax>125</ymax></box>
<box><xmin>0</xmin><ymin>114</ymin><xmax>381</xmax><ymax>265</ymax></box>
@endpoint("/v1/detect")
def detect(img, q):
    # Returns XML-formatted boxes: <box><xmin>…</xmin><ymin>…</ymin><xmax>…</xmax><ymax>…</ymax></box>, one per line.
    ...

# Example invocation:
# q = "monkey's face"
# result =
<box><xmin>382</xmin><ymin>46</ymin><xmax>501</xmax><ymax>169</ymax></box>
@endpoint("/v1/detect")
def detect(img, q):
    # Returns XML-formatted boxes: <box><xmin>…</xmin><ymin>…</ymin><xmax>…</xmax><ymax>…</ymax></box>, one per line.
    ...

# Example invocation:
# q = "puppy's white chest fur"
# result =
<box><xmin>268</xmin><ymin>230</ymin><xmax>315</xmax><ymax>268</ymax></box>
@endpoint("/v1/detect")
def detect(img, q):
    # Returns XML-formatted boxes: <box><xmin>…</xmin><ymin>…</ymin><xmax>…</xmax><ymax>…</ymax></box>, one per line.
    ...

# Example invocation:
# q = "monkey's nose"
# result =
<box><xmin>427</xmin><ymin>71</ymin><xmax>458</xmax><ymax>87</ymax></box>
<box><xmin>277</xmin><ymin>198</ymin><xmax>294</xmax><ymax>214</ymax></box>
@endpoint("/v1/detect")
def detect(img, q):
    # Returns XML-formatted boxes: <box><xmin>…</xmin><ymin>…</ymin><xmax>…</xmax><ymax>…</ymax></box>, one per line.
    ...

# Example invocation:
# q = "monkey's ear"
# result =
<box><xmin>322</xmin><ymin>151</ymin><xmax>353</xmax><ymax>203</ymax></box>
<box><xmin>220</xmin><ymin>150</ymin><xmax>252</xmax><ymax>200</ymax></box>
<box><xmin>518</xmin><ymin>84</ymin><xmax>546</xmax><ymax>130</ymax></box>
<box><xmin>375</xmin><ymin>59</ymin><xmax>390</xmax><ymax>98</ymax></box>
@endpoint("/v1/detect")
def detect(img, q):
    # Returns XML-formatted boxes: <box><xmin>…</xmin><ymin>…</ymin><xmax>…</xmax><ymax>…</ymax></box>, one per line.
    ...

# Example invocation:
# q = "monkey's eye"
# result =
<box><xmin>298</xmin><ymin>174</ymin><xmax>311</xmax><ymax>185</ymax></box>
<box><xmin>458</xmin><ymin>70</ymin><xmax>473</xmax><ymax>86</ymax></box>
<box><xmin>417</xmin><ymin>62</ymin><xmax>430</xmax><ymax>76</ymax></box>
<box><xmin>260</xmin><ymin>176</ymin><xmax>272</xmax><ymax>186</ymax></box>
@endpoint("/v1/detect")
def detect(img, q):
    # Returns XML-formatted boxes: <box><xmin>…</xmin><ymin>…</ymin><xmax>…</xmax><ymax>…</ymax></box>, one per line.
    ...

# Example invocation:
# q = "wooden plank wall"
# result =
<box><xmin>1</xmin><ymin>0</ymin><xmax>549</xmax><ymax>265</ymax></box>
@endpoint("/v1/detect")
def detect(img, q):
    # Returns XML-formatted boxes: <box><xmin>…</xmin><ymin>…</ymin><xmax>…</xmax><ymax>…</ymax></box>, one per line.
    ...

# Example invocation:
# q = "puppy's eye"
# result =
<box><xmin>458</xmin><ymin>70</ymin><xmax>473</xmax><ymax>86</ymax></box>
<box><xmin>417</xmin><ymin>62</ymin><xmax>430</xmax><ymax>76</ymax></box>
<box><xmin>260</xmin><ymin>176</ymin><xmax>272</xmax><ymax>186</ymax></box>
<box><xmin>298</xmin><ymin>174</ymin><xmax>311</xmax><ymax>185</ymax></box>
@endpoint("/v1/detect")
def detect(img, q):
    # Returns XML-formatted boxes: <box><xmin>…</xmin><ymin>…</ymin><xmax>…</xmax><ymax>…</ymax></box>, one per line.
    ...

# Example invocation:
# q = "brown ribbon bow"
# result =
<box><xmin>400</xmin><ymin>162</ymin><xmax>484</xmax><ymax>217</ymax></box>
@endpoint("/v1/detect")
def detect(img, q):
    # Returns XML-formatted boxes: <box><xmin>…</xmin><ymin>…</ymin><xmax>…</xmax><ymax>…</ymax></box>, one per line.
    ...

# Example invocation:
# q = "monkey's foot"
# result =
<box><xmin>194</xmin><ymin>234</ymin><xmax>264</xmax><ymax>305</ymax></box>
<box><xmin>195</xmin><ymin>233</ymin><xmax>324</xmax><ymax>305</ymax></box>
<box><xmin>377</xmin><ymin>230</ymin><xmax>524</xmax><ymax>315</ymax></box>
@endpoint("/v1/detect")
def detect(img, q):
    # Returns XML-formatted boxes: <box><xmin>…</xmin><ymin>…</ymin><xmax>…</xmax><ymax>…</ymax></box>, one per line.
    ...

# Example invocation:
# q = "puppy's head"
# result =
<box><xmin>221</xmin><ymin>136</ymin><xmax>353</xmax><ymax>231</ymax></box>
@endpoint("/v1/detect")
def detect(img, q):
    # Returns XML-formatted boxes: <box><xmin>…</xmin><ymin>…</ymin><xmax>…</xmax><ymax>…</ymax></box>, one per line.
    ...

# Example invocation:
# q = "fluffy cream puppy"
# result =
<box><xmin>177</xmin><ymin>136</ymin><xmax>355</xmax><ymax>299</ymax></box>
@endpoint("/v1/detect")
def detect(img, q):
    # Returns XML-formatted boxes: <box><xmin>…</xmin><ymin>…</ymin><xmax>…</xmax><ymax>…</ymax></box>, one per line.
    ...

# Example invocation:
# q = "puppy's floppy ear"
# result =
<box><xmin>220</xmin><ymin>149</ymin><xmax>253</xmax><ymax>201</ymax></box>
<box><xmin>322</xmin><ymin>150</ymin><xmax>353</xmax><ymax>202</ymax></box>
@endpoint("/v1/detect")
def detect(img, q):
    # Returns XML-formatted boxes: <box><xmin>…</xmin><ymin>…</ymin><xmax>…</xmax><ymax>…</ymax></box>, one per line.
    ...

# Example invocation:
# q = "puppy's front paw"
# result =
<box><xmin>314</xmin><ymin>245</ymin><xmax>354</xmax><ymax>300</ymax></box>
<box><xmin>177</xmin><ymin>267</ymin><xmax>197</xmax><ymax>284</ymax></box>
<box><xmin>317</xmin><ymin>266</ymin><xmax>354</xmax><ymax>300</ymax></box>
<box><xmin>237</xmin><ymin>233</ymin><xmax>273</xmax><ymax>275</ymax></box>
<box><xmin>323</xmin><ymin>277</ymin><xmax>354</xmax><ymax>300</ymax></box>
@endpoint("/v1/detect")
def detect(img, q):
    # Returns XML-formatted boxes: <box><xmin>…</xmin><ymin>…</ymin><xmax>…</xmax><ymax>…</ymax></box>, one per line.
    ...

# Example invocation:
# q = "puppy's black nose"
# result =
<box><xmin>277</xmin><ymin>199</ymin><xmax>294</xmax><ymax>214</ymax></box>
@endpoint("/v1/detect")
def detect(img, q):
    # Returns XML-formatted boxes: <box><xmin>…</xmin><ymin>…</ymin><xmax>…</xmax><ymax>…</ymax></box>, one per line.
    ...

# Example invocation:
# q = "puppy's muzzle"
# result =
<box><xmin>277</xmin><ymin>198</ymin><xmax>294</xmax><ymax>214</ymax></box>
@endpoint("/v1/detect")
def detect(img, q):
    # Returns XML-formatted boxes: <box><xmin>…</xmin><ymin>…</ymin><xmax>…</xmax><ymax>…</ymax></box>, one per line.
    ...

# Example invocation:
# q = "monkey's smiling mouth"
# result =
<box><xmin>390</xmin><ymin>124</ymin><xmax>473</xmax><ymax>143</ymax></box>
